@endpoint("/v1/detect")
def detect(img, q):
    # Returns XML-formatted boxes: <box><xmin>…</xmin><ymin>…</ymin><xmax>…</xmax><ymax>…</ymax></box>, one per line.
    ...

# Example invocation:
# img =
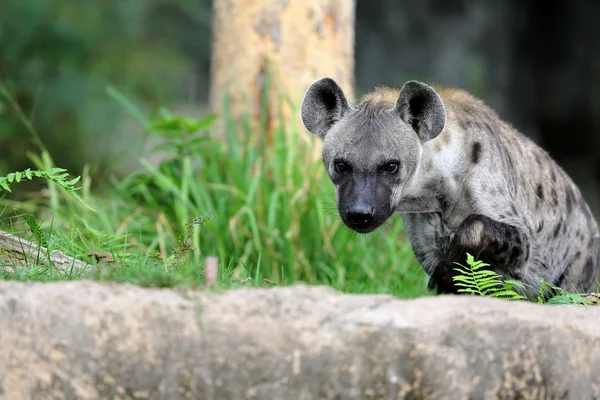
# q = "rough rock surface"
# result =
<box><xmin>1</xmin><ymin>281</ymin><xmax>599</xmax><ymax>399</ymax></box>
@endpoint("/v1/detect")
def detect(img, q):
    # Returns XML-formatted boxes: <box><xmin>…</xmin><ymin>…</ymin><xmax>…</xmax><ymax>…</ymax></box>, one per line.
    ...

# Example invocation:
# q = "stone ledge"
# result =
<box><xmin>0</xmin><ymin>280</ymin><xmax>599</xmax><ymax>399</ymax></box>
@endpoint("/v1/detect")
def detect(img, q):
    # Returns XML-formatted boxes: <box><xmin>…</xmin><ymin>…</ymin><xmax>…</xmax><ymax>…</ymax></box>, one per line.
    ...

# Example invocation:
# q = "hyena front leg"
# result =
<box><xmin>428</xmin><ymin>214</ymin><xmax>530</xmax><ymax>294</ymax></box>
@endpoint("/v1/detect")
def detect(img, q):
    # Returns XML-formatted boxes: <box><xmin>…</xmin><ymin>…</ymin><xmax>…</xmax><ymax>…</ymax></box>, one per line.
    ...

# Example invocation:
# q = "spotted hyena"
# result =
<box><xmin>300</xmin><ymin>77</ymin><xmax>600</xmax><ymax>295</ymax></box>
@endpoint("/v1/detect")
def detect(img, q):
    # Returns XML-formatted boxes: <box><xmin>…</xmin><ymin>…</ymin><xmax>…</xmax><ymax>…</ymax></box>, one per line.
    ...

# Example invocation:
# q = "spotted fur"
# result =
<box><xmin>301</xmin><ymin>77</ymin><xmax>600</xmax><ymax>295</ymax></box>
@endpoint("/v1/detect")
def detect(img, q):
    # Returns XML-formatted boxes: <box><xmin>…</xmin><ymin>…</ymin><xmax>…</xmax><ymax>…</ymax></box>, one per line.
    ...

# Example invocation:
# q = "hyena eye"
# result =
<box><xmin>334</xmin><ymin>161</ymin><xmax>350</xmax><ymax>173</ymax></box>
<box><xmin>384</xmin><ymin>162</ymin><xmax>399</xmax><ymax>174</ymax></box>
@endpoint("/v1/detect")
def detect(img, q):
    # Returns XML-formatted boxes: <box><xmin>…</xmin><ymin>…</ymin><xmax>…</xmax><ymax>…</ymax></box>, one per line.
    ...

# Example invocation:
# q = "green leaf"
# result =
<box><xmin>478</xmin><ymin>280</ymin><xmax>503</xmax><ymax>291</ymax></box>
<box><xmin>466</xmin><ymin>253</ymin><xmax>475</xmax><ymax>265</ymax></box>
<box><xmin>21</xmin><ymin>213</ymin><xmax>49</xmax><ymax>248</ymax></box>
<box><xmin>491</xmin><ymin>290</ymin><xmax>526</xmax><ymax>300</ymax></box>
<box><xmin>189</xmin><ymin>113</ymin><xmax>218</xmax><ymax>132</ymax></box>
<box><xmin>453</xmin><ymin>277</ymin><xmax>476</xmax><ymax>285</ymax></box>
<box><xmin>0</xmin><ymin>180</ymin><xmax>11</xmax><ymax>192</ymax></box>
<box><xmin>504</xmin><ymin>279</ymin><xmax>527</xmax><ymax>289</ymax></box>
<box><xmin>185</xmin><ymin>136</ymin><xmax>212</xmax><ymax>149</ymax></box>
<box><xmin>66</xmin><ymin>176</ymin><xmax>82</xmax><ymax>186</ymax></box>
<box><xmin>545</xmin><ymin>294</ymin><xmax>589</xmax><ymax>305</ymax></box>
<box><xmin>473</xmin><ymin>270</ymin><xmax>501</xmax><ymax>278</ymax></box>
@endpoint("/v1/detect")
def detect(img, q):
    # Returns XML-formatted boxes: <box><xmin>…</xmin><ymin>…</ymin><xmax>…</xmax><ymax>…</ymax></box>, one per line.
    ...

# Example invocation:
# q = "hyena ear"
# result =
<box><xmin>394</xmin><ymin>81</ymin><xmax>446</xmax><ymax>142</ymax></box>
<box><xmin>301</xmin><ymin>78</ymin><xmax>351</xmax><ymax>140</ymax></box>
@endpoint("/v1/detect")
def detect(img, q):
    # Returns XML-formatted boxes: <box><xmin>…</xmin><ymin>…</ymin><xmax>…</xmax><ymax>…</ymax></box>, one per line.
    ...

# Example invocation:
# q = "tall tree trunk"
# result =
<box><xmin>209</xmin><ymin>0</ymin><xmax>355</xmax><ymax>152</ymax></box>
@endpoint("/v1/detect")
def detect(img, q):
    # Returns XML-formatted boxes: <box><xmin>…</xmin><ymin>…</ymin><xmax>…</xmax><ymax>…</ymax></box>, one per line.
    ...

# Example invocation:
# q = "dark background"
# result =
<box><xmin>1</xmin><ymin>0</ymin><xmax>599</xmax><ymax>214</ymax></box>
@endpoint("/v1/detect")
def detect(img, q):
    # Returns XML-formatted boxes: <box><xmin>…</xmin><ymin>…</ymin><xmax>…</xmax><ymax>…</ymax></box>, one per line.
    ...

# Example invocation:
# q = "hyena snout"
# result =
<box><xmin>340</xmin><ymin>184</ymin><xmax>394</xmax><ymax>233</ymax></box>
<box><xmin>345</xmin><ymin>203</ymin><xmax>375</xmax><ymax>225</ymax></box>
<box><xmin>342</xmin><ymin>196</ymin><xmax>383</xmax><ymax>233</ymax></box>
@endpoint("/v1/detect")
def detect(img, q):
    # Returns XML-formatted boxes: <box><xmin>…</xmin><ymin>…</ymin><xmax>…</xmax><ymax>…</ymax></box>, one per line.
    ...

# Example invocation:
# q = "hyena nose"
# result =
<box><xmin>346</xmin><ymin>205</ymin><xmax>375</xmax><ymax>224</ymax></box>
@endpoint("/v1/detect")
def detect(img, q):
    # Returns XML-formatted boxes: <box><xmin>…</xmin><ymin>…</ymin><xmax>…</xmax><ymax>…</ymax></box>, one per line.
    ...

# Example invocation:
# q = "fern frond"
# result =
<box><xmin>453</xmin><ymin>254</ymin><xmax>590</xmax><ymax>305</ymax></box>
<box><xmin>545</xmin><ymin>294</ymin><xmax>590</xmax><ymax>305</ymax></box>
<box><xmin>0</xmin><ymin>168</ymin><xmax>96</xmax><ymax>211</ymax></box>
<box><xmin>535</xmin><ymin>279</ymin><xmax>590</xmax><ymax>305</ymax></box>
<box><xmin>452</xmin><ymin>253</ymin><xmax>525</xmax><ymax>300</ymax></box>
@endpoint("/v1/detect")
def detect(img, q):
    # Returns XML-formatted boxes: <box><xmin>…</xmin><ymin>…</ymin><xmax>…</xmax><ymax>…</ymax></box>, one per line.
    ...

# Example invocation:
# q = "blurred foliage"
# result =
<box><xmin>0</xmin><ymin>0</ymin><xmax>211</xmax><ymax>177</ymax></box>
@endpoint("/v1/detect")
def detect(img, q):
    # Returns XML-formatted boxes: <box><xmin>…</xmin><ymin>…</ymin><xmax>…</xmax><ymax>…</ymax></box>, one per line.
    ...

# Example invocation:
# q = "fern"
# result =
<box><xmin>452</xmin><ymin>253</ymin><xmax>593</xmax><ymax>305</ymax></box>
<box><xmin>536</xmin><ymin>278</ymin><xmax>591</xmax><ymax>305</ymax></box>
<box><xmin>452</xmin><ymin>253</ymin><xmax>526</xmax><ymax>300</ymax></box>
<box><xmin>0</xmin><ymin>168</ymin><xmax>96</xmax><ymax>211</ymax></box>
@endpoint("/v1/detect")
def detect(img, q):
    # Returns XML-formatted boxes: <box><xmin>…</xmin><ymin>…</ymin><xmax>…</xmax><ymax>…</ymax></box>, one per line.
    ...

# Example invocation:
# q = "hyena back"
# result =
<box><xmin>300</xmin><ymin>77</ymin><xmax>600</xmax><ymax>295</ymax></box>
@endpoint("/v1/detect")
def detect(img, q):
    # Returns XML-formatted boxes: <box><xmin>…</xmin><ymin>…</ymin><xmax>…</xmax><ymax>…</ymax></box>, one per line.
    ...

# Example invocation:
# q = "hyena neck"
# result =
<box><xmin>394</xmin><ymin>138</ymin><xmax>462</xmax><ymax>214</ymax></box>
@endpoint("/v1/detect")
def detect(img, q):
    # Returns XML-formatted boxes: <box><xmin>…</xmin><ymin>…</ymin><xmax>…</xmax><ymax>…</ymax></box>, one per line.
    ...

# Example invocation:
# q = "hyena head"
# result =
<box><xmin>301</xmin><ymin>78</ymin><xmax>446</xmax><ymax>233</ymax></box>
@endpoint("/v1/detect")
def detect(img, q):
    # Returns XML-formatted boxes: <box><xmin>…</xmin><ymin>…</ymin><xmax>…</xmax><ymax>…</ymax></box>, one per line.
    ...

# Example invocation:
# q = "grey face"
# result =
<box><xmin>322</xmin><ymin>109</ymin><xmax>421</xmax><ymax>232</ymax></box>
<box><xmin>301</xmin><ymin>78</ymin><xmax>446</xmax><ymax>234</ymax></box>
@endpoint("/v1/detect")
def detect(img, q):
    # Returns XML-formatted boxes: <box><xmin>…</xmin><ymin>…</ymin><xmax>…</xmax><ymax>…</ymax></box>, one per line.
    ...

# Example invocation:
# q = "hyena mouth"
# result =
<box><xmin>343</xmin><ymin>218</ymin><xmax>385</xmax><ymax>234</ymax></box>
<box><xmin>349</xmin><ymin>225</ymin><xmax>380</xmax><ymax>234</ymax></box>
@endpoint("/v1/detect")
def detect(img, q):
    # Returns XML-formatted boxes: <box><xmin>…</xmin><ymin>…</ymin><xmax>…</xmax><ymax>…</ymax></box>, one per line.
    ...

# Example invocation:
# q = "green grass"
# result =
<box><xmin>0</xmin><ymin>86</ymin><xmax>430</xmax><ymax>298</ymax></box>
